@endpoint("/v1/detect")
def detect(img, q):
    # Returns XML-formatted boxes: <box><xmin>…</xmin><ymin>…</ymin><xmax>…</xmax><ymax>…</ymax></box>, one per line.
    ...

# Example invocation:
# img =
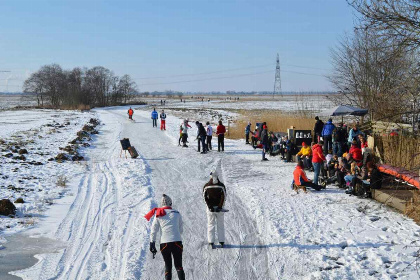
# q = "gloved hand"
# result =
<box><xmin>150</xmin><ymin>242</ymin><xmax>157</xmax><ymax>256</ymax></box>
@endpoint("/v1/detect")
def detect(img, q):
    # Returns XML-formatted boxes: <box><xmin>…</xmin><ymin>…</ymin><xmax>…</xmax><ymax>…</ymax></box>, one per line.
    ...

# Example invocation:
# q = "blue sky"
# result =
<box><xmin>0</xmin><ymin>0</ymin><xmax>355</xmax><ymax>92</ymax></box>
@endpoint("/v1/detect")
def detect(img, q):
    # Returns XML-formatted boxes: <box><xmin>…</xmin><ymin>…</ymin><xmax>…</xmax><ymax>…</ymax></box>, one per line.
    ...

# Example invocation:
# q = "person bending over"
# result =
<box><xmin>146</xmin><ymin>194</ymin><xmax>185</xmax><ymax>280</ymax></box>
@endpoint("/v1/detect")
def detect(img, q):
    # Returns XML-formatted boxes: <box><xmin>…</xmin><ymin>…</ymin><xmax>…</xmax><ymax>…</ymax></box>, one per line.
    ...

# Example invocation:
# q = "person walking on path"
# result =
<box><xmin>216</xmin><ymin>120</ymin><xmax>226</xmax><ymax>152</ymax></box>
<box><xmin>245</xmin><ymin>122</ymin><xmax>251</xmax><ymax>144</ymax></box>
<box><xmin>206</xmin><ymin>121</ymin><xmax>213</xmax><ymax>151</ymax></box>
<box><xmin>260</xmin><ymin>125</ymin><xmax>269</xmax><ymax>161</ymax></box>
<box><xmin>322</xmin><ymin>118</ymin><xmax>336</xmax><ymax>153</ymax></box>
<box><xmin>312</xmin><ymin>140</ymin><xmax>326</xmax><ymax>185</ymax></box>
<box><xmin>160</xmin><ymin>110</ymin><xmax>167</xmax><ymax>130</ymax></box>
<box><xmin>145</xmin><ymin>194</ymin><xmax>185</xmax><ymax>280</ymax></box>
<box><xmin>314</xmin><ymin>116</ymin><xmax>324</xmax><ymax>144</ymax></box>
<box><xmin>127</xmin><ymin>107</ymin><xmax>134</xmax><ymax>120</ymax></box>
<box><xmin>151</xmin><ymin>108</ymin><xmax>159</xmax><ymax>127</ymax></box>
<box><xmin>203</xmin><ymin>170</ymin><xmax>226</xmax><ymax>248</ymax></box>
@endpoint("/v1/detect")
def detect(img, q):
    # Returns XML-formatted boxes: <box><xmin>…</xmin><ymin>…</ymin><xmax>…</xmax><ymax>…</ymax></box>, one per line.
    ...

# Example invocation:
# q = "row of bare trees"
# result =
<box><xmin>23</xmin><ymin>64</ymin><xmax>138</xmax><ymax>108</ymax></box>
<box><xmin>329</xmin><ymin>0</ymin><xmax>420</xmax><ymax>126</ymax></box>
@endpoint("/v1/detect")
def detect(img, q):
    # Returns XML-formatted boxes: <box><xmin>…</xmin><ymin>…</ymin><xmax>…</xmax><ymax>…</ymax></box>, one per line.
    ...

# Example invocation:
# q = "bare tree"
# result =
<box><xmin>23</xmin><ymin>64</ymin><xmax>138</xmax><ymax>108</ymax></box>
<box><xmin>349</xmin><ymin>0</ymin><xmax>420</xmax><ymax>49</ymax></box>
<box><xmin>329</xmin><ymin>29</ymin><xmax>419</xmax><ymax>122</ymax></box>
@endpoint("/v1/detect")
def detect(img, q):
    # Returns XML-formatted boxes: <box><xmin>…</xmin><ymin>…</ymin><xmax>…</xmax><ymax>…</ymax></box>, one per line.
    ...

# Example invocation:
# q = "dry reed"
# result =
<box><xmin>374</xmin><ymin>134</ymin><xmax>420</xmax><ymax>172</ymax></box>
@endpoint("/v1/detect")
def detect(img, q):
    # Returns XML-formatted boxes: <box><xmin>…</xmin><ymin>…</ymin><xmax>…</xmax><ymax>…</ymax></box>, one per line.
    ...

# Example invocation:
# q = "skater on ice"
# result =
<box><xmin>203</xmin><ymin>169</ymin><xmax>226</xmax><ymax>248</ymax></box>
<box><xmin>195</xmin><ymin>121</ymin><xmax>207</xmax><ymax>154</ymax></box>
<box><xmin>151</xmin><ymin>108</ymin><xmax>159</xmax><ymax>127</ymax></box>
<box><xmin>160</xmin><ymin>110</ymin><xmax>167</xmax><ymax>130</ymax></box>
<box><xmin>216</xmin><ymin>120</ymin><xmax>226</xmax><ymax>152</ymax></box>
<box><xmin>181</xmin><ymin>119</ymin><xmax>191</xmax><ymax>147</ymax></box>
<box><xmin>145</xmin><ymin>194</ymin><xmax>185</xmax><ymax>280</ymax></box>
<box><xmin>127</xmin><ymin>107</ymin><xmax>134</xmax><ymax>120</ymax></box>
<box><xmin>206</xmin><ymin>121</ymin><xmax>213</xmax><ymax>151</ymax></box>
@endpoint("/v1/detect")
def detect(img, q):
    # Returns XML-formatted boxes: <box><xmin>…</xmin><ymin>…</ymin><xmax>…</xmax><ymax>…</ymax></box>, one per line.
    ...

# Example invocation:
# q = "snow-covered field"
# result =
<box><xmin>0</xmin><ymin>105</ymin><xmax>419</xmax><ymax>279</ymax></box>
<box><xmin>0</xmin><ymin>109</ymin><xmax>94</xmax><ymax>244</ymax></box>
<box><xmin>0</xmin><ymin>95</ymin><xmax>37</xmax><ymax>110</ymax></box>
<box><xmin>141</xmin><ymin>94</ymin><xmax>335</xmax><ymax>115</ymax></box>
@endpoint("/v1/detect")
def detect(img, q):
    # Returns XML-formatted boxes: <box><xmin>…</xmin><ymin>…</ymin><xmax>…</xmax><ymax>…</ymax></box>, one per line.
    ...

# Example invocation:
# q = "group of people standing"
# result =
<box><xmin>313</xmin><ymin>116</ymin><xmax>366</xmax><ymax>156</ymax></box>
<box><xmin>151</xmin><ymin>108</ymin><xmax>167</xmax><ymax>130</ymax></box>
<box><xmin>145</xmin><ymin>170</ymin><xmax>227</xmax><ymax>280</ymax></box>
<box><xmin>179</xmin><ymin>119</ymin><xmax>226</xmax><ymax>153</ymax></box>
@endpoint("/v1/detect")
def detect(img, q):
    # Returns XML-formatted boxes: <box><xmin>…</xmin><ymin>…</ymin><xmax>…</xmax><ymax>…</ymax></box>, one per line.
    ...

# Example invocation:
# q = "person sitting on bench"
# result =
<box><xmin>296</xmin><ymin>142</ymin><xmax>312</xmax><ymax>169</ymax></box>
<box><xmin>360</xmin><ymin>162</ymin><xmax>382</xmax><ymax>198</ymax></box>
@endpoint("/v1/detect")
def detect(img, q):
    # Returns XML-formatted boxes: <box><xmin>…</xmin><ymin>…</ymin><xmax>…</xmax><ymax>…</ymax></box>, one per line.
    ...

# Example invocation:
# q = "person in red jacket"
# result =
<box><xmin>312</xmin><ymin>141</ymin><xmax>326</xmax><ymax>185</ymax></box>
<box><xmin>127</xmin><ymin>107</ymin><xmax>134</xmax><ymax>120</ymax></box>
<box><xmin>293</xmin><ymin>161</ymin><xmax>322</xmax><ymax>191</ymax></box>
<box><xmin>349</xmin><ymin>139</ymin><xmax>363</xmax><ymax>162</ymax></box>
<box><xmin>216</xmin><ymin>120</ymin><xmax>226</xmax><ymax>152</ymax></box>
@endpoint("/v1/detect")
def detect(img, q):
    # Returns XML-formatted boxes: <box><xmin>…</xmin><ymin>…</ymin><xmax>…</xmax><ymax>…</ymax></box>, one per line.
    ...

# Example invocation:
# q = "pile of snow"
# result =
<box><xmin>0</xmin><ymin>109</ymin><xmax>95</xmax><ymax>240</ymax></box>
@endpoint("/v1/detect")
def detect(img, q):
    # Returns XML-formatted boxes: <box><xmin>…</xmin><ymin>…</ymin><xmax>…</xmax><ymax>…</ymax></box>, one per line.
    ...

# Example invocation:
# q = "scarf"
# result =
<box><xmin>144</xmin><ymin>206</ymin><xmax>172</xmax><ymax>221</ymax></box>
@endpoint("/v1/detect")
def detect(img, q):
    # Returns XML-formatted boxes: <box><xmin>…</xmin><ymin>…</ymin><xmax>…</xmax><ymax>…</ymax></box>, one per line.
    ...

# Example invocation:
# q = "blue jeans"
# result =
<box><xmin>262</xmin><ymin>144</ymin><xmax>268</xmax><ymax>159</ymax></box>
<box><xmin>200</xmin><ymin>135</ymin><xmax>207</xmax><ymax>152</ymax></box>
<box><xmin>333</xmin><ymin>142</ymin><xmax>343</xmax><ymax>157</ymax></box>
<box><xmin>313</xmin><ymin>162</ymin><xmax>321</xmax><ymax>185</ymax></box>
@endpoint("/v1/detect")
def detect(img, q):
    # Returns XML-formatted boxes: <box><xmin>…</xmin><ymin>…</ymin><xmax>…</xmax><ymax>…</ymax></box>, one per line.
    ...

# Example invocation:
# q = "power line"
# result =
<box><xmin>139</xmin><ymin>70</ymin><xmax>273</xmax><ymax>86</ymax></box>
<box><xmin>134</xmin><ymin>63</ymin><xmax>275</xmax><ymax>80</ymax></box>
<box><xmin>133</xmin><ymin>63</ymin><xmax>330</xmax><ymax>80</ymax></box>
<box><xmin>138</xmin><ymin>69</ymin><xmax>326</xmax><ymax>86</ymax></box>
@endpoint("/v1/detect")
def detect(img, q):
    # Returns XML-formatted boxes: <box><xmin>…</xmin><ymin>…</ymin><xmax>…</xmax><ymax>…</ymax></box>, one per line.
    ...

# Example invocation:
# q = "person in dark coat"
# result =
<box><xmin>245</xmin><ymin>122</ymin><xmax>251</xmax><ymax>144</ymax></box>
<box><xmin>261</xmin><ymin>125</ymin><xmax>269</xmax><ymax>161</ymax></box>
<box><xmin>332</xmin><ymin>122</ymin><xmax>347</xmax><ymax>157</ymax></box>
<box><xmin>267</xmin><ymin>132</ymin><xmax>278</xmax><ymax>154</ymax></box>
<box><xmin>314</xmin><ymin>116</ymin><xmax>324</xmax><ymax>144</ymax></box>
<box><xmin>360</xmin><ymin>162</ymin><xmax>382</xmax><ymax>198</ymax></box>
<box><xmin>195</xmin><ymin>121</ymin><xmax>207</xmax><ymax>154</ymax></box>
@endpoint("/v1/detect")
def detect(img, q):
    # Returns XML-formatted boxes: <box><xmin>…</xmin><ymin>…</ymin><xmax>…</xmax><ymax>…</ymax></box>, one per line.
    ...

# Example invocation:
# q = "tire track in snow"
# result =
<box><xmin>27</xmin><ymin>109</ymin><xmax>155</xmax><ymax>280</ymax></box>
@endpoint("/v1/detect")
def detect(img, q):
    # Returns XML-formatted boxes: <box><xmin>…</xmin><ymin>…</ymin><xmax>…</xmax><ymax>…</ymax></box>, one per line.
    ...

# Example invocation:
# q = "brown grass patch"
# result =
<box><xmin>406</xmin><ymin>189</ymin><xmax>420</xmax><ymax>224</ymax></box>
<box><xmin>226</xmin><ymin>110</ymin><xmax>315</xmax><ymax>139</ymax></box>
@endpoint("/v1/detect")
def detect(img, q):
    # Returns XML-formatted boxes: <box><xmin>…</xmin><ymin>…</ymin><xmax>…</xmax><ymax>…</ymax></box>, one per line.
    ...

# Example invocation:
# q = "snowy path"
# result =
<box><xmin>12</xmin><ymin>106</ymin><xmax>420</xmax><ymax>280</ymax></box>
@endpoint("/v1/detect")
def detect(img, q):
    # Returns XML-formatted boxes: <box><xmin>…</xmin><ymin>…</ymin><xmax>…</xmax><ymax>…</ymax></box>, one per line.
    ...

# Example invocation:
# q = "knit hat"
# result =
<box><xmin>210</xmin><ymin>170</ymin><xmax>219</xmax><ymax>184</ymax></box>
<box><xmin>302</xmin><ymin>142</ymin><xmax>306</xmax><ymax>146</ymax></box>
<box><xmin>161</xmin><ymin>194</ymin><xmax>172</xmax><ymax>207</ymax></box>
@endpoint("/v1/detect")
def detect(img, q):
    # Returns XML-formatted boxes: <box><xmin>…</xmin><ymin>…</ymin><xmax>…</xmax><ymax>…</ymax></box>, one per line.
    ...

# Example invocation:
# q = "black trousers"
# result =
<box><xmin>245</xmin><ymin>132</ymin><xmax>249</xmax><ymax>143</ymax></box>
<box><xmin>323</xmin><ymin>135</ymin><xmax>332</xmax><ymax>153</ymax></box>
<box><xmin>206</xmin><ymin>135</ymin><xmax>212</xmax><ymax>150</ymax></box>
<box><xmin>302</xmin><ymin>181</ymin><xmax>321</xmax><ymax>191</ymax></box>
<box><xmin>160</xmin><ymin>242</ymin><xmax>185</xmax><ymax>280</ymax></box>
<box><xmin>218</xmin><ymin>134</ymin><xmax>224</xmax><ymax>151</ymax></box>
<box><xmin>181</xmin><ymin>133</ymin><xmax>188</xmax><ymax>145</ymax></box>
<box><xmin>153</xmin><ymin>119</ymin><xmax>157</xmax><ymax>127</ymax></box>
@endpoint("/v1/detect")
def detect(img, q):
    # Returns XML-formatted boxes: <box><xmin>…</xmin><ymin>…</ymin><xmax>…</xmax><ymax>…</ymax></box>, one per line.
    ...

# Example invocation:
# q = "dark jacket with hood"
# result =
<box><xmin>203</xmin><ymin>179</ymin><xmax>226</xmax><ymax>211</ymax></box>
<box><xmin>314</xmin><ymin>119</ymin><xmax>324</xmax><ymax>135</ymax></box>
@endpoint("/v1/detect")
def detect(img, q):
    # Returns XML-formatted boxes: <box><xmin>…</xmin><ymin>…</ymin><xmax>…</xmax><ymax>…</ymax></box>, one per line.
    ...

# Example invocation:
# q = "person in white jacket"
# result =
<box><xmin>203</xmin><ymin>170</ymin><xmax>226</xmax><ymax>248</ymax></box>
<box><xmin>206</xmin><ymin>121</ymin><xmax>213</xmax><ymax>150</ymax></box>
<box><xmin>145</xmin><ymin>194</ymin><xmax>185</xmax><ymax>280</ymax></box>
<box><xmin>180</xmin><ymin>119</ymin><xmax>191</xmax><ymax>148</ymax></box>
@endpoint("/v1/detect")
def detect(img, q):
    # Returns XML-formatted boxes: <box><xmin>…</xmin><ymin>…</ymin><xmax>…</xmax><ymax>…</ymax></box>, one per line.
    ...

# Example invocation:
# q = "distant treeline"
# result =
<box><xmin>23</xmin><ymin>64</ymin><xmax>138</xmax><ymax>108</ymax></box>
<box><xmin>139</xmin><ymin>91</ymin><xmax>335</xmax><ymax>97</ymax></box>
